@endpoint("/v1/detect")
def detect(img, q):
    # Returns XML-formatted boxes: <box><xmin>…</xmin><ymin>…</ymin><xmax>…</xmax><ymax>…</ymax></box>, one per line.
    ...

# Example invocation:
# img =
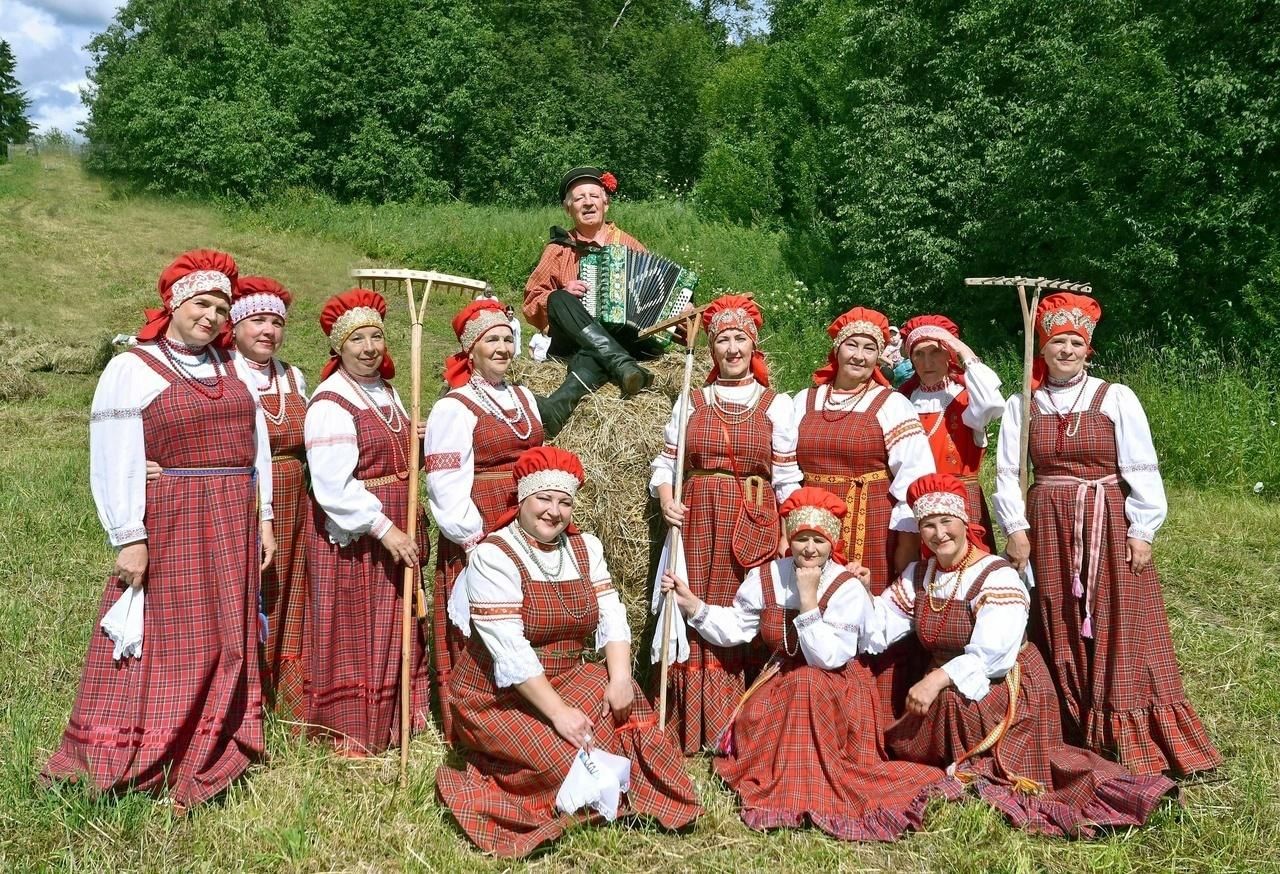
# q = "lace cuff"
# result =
<box><xmin>492</xmin><ymin>647</ymin><xmax>545</xmax><ymax>688</ymax></box>
<box><xmin>1127</xmin><ymin>524</ymin><xmax>1155</xmax><ymax>543</ymax></box>
<box><xmin>793</xmin><ymin>609</ymin><xmax>822</xmax><ymax>632</ymax></box>
<box><xmin>1001</xmin><ymin>519</ymin><xmax>1031</xmax><ymax>537</ymax></box>
<box><xmin>109</xmin><ymin>523</ymin><xmax>147</xmax><ymax>548</ymax></box>
<box><xmin>689</xmin><ymin>602</ymin><xmax>710</xmax><ymax>627</ymax></box>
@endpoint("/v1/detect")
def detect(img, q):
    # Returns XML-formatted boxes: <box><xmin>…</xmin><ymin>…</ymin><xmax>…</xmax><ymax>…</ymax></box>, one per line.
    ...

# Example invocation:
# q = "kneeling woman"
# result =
<box><xmin>661</xmin><ymin>488</ymin><xmax>948</xmax><ymax>842</ymax></box>
<box><xmin>437</xmin><ymin>447</ymin><xmax>700</xmax><ymax>858</ymax></box>
<box><xmin>869</xmin><ymin>474</ymin><xmax>1177</xmax><ymax>837</ymax></box>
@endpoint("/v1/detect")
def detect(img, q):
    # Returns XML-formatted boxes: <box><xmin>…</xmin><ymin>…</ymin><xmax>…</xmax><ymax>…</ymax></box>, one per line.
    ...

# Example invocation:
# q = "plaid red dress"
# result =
<box><xmin>661</xmin><ymin>389</ymin><xmax>779</xmax><ymax>754</ymax></box>
<box><xmin>713</xmin><ymin>564</ymin><xmax>951</xmax><ymax>841</ymax></box>
<box><xmin>884</xmin><ymin>559</ymin><xmax>1177</xmax><ymax>836</ymax></box>
<box><xmin>431</xmin><ymin>389</ymin><xmax>543</xmax><ymax>744</ymax></box>
<box><xmin>304</xmin><ymin>390</ymin><xmax>430</xmax><ymax>756</ymax></box>
<box><xmin>436</xmin><ymin>533</ymin><xmax>700</xmax><ymax>858</ymax></box>
<box><xmin>259</xmin><ymin>364</ymin><xmax>308</xmax><ymax>722</ymax></box>
<box><xmin>1027</xmin><ymin>383</ymin><xmax>1220</xmax><ymax>775</ymax></box>
<box><xmin>797</xmin><ymin>387</ymin><xmax>926</xmax><ymax>726</ymax></box>
<box><xmin>915</xmin><ymin>391</ymin><xmax>998</xmax><ymax>552</ymax></box>
<box><xmin>43</xmin><ymin>348</ymin><xmax>264</xmax><ymax>807</ymax></box>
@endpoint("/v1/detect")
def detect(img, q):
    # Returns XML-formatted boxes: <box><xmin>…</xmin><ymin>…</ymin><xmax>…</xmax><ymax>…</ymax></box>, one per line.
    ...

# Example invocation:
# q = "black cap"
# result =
<box><xmin>558</xmin><ymin>166</ymin><xmax>606</xmax><ymax>202</ymax></box>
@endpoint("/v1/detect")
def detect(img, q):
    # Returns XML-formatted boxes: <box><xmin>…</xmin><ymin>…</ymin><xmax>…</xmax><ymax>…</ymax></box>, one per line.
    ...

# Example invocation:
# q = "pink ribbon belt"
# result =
<box><xmin>1034</xmin><ymin>473</ymin><xmax>1119</xmax><ymax>639</ymax></box>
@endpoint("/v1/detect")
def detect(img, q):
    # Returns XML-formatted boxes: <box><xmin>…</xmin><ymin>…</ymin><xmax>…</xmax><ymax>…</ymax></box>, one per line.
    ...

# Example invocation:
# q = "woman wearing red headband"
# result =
<box><xmin>793</xmin><ymin>306</ymin><xmax>935</xmax><ymax>723</ymax></box>
<box><xmin>437</xmin><ymin>447</ymin><xmax>700</xmax><ymax>858</ymax></box>
<box><xmin>868</xmin><ymin>474</ymin><xmax>1177</xmax><ymax>835</ymax></box>
<box><xmin>303</xmin><ymin>289</ymin><xmax>430</xmax><ymax>756</ymax></box>
<box><xmin>649</xmin><ymin>294</ymin><xmax>802</xmax><ymax>754</ymax></box>
<box><xmin>898</xmin><ymin>314</ymin><xmax>1003</xmax><ymax>552</ymax></box>
<box><xmin>426</xmin><ymin>299</ymin><xmax>544</xmax><ymax>743</ymax></box>
<box><xmin>993</xmin><ymin>293</ymin><xmax>1219</xmax><ymax>776</ymax></box>
<box><xmin>43</xmin><ymin>250</ymin><xmax>274</xmax><ymax>810</ymax></box>
<box><xmin>661</xmin><ymin>487</ymin><xmax>949</xmax><ymax>842</ymax></box>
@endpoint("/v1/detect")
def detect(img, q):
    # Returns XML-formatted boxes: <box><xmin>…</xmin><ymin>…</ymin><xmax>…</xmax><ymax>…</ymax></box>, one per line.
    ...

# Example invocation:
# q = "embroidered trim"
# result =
<box><xmin>462</xmin><ymin>532</ymin><xmax>485</xmax><ymax>552</ymax></box>
<box><xmin>1040</xmin><ymin>306</ymin><xmax>1097</xmax><ymax>341</ymax></box>
<box><xmin>833</xmin><ymin>320</ymin><xmax>885</xmax><ymax>351</ymax></box>
<box><xmin>828</xmin><ymin>621</ymin><xmax>862</xmax><ymax>633</ymax></box>
<box><xmin>974</xmin><ymin>591</ymin><xmax>1030</xmax><ymax>610</ymax></box>
<box><xmin>170</xmin><ymin>270</ymin><xmax>231</xmax><ymax>309</ymax></box>
<box><xmin>90</xmin><ymin>407</ymin><xmax>143</xmax><ymax>422</ymax></box>
<box><xmin>772</xmin><ymin>452</ymin><xmax>797</xmax><ymax>464</ymax></box>
<box><xmin>517</xmin><ymin>469</ymin><xmax>580</xmax><ymax>501</ymax></box>
<box><xmin>426</xmin><ymin>452</ymin><xmax>463</xmax><ymax>472</ymax></box>
<box><xmin>889</xmin><ymin>578</ymin><xmax>914</xmax><ymax>615</ymax></box>
<box><xmin>231</xmin><ymin>292</ymin><xmax>288</xmax><ymax>324</ymax></box>
<box><xmin>793</xmin><ymin>611</ymin><xmax>821</xmax><ymax>631</ymax></box>
<box><xmin>328</xmin><ymin>306</ymin><xmax>383</xmax><ymax>351</ymax></box>
<box><xmin>1002</xmin><ymin>520</ymin><xmax>1031</xmax><ymax>536</ymax></box>
<box><xmin>884</xmin><ymin>417</ymin><xmax>924</xmax><ymax>450</ymax></box>
<box><xmin>471</xmin><ymin>602</ymin><xmax>522</xmax><ymax>619</ymax></box>
<box><xmin>708</xmin><ymin>307</ymin><xmax>759</xmax><ymax>340</ymax></box>
<box><xmin>904</xmin><ymin>323</ymin><xmax>956</xmax><ymax>355</ymax></box>
<box><xmin>1127</xmin><ymin>526</ymin><xmax>1156</xmax><ymax>543</ymax></box>
<box><xmin>784</xmin><ymin>506</ymin><xmax>842</xmax><ymax>542</ymax></box>
<box><xmin>460</xmin><ymin>309</ymin><xmax>511</xmax><ymax>351</ymax></box>
<box><xmin>1119</xmin><ymin>462</ymin><xmax>1160</xmax><ymax>474</ymax></box>
<box><xmin>305</xmin><ymin>434</ymin><xmax>358</xmax><ymax>449</ymax></box>
<box><xmin>112</xmin><ymin>524</ymin><xmax>147</xmax><ymax>544</ymax></box>
<box><xmin>911</xmin><ymin>491</ymin><xmax>968</xmax><ymax>522</ymax></box>
<box><xmin>691</xmin><ymin>603</ymin><xmax>710</xmax><ymax>625</ymax></box>
<box><xmin>592</xmin><ymin>579</ymin><xmax>615</xmax><ymax>597</ymax></box>
<box><xmin>732</xmin><ymin>591</ymin><xmax>754</xmax><ymax>611</ymax></box>
<box><xmin>997</xmin><ymin>465</ymin><xmax>1022</xmax><ymax>477</ymax></box>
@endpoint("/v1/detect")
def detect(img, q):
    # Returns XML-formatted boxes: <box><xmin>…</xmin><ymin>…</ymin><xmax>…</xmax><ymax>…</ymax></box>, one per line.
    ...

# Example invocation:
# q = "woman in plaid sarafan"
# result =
<box><xmin>227</xmin><ymin>276</ymin><xmax>310</xmax><ymax>722</ymax></box>
<box><xmin>303</xmin><ymin>289</ymin><xmax>430</xmax><ymax>756</ymax></box>
<box><xmin>43</xmin><ymin>249</ymin><xmax>275</xmax><ymax>810</ymax></box>
<box><xmin>426</xmin><ymin>299</ymin><xmax>543</xmax><ymax>744</ymax></box>
<box><xmin>437</xmin><ymin>448</ymin><xmax>700</xmax><ymax>858</ymax></box>
<box><xmin>994</xmin><ymin>294</ymin><xmax>1220</xmax><ymax>776</ymax></box>
<box><xmin>649</xmin><ymin>295</ymin><xmax>802</xmax><ymax>754</ymax></box>
<box><xmin>871</xmin><ymin>475</ymin><xmax>1177</xmax><ymax>836</ymax></box>
<box><xmin>793</xmin><ymin>306</ymin><xmax>935</xmax><ymax>725</ymax></box>
<box><xmin>661</xmin><ymin>488</ymin><xmax>950</xmax><ymax>842</ymax></box>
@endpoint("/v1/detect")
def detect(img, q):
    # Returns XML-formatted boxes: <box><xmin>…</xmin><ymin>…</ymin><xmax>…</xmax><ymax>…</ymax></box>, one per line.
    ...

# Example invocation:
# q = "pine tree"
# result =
<box><xmin>0</xmin><ymin>39</ymin><xmax>34</xmax><ymax>157</ymax></box>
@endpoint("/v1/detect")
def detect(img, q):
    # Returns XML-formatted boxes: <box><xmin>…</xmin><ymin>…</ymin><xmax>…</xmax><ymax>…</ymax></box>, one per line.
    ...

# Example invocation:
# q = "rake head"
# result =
<box><xmin>964</xmin><ymin>276</ymin><xmax>1093</xmax><ymax>294</ymax></box>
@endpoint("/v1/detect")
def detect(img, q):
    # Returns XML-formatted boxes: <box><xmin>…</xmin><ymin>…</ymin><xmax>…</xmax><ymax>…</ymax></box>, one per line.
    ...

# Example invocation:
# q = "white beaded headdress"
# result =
<box><xmin>1039</xmin><ymin>307</ymin><xmax>1097</xmax><ymax>342</ymax></box>
<box><xmin>231</xmin><ymin>292</ymin><xmax>288</xmax><ymax>325</ymax></box>
<box><xmin>517</xmin><ymin>469</ymin><xmax>581</xmax><ymax>502</ymax></box>
<box><xmin>832</xmin><ymin>320</ymin><xmax>885</xmax><ymax>352</ymax></box>
<box><xmin>169</xmin><ymin>270</ymin><xmax>232</xmax><ymax>311</ymax></box>
<box><xmin>707</xmin><ymin>307</ymin><xmax>759</xmax><ymax>341</ymax></box>
<box><xmin>910</xmin><ymin>491</ymin><xmax>968</xmax><ymax>522</ymax></box>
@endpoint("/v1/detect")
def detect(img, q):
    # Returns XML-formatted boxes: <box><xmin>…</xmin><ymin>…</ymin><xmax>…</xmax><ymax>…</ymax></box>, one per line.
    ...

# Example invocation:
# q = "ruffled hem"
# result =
<box><xmin>1084</xmin><ymin>698</ymin><xmax>1221</xmax><ymax>777</ymax></box>
<box><xmin>737</xmin><ymin>779</ymin><xmax>962</xmax><ymax>843</ymax></box>
<box><xmin>975</xmin><ymin>772</ymin><xmax>1178</xmax><ymax>838</ymax></box>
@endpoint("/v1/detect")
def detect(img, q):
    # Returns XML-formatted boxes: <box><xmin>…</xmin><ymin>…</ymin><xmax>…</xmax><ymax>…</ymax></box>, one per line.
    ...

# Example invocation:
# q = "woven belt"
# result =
<box><xmin>1033</xmin><ymin>473</ymin><xmax>1119</xmax><ymax>639</ymax></box>
<box><xmin>162</xmin><ymin>466</ymin><xmax>254</xmax><ymax>477</ymax></box>
<box><xmin>804</xmin><ymin>469</ymin><xmax>890</xmax><ymax>565</ymax></box>
<box><xmin>473</xmin><ymin>468</ymin><xmax>514</xmax><ymax>483</ymax></box>
<box><xmin>685</xmin><ymin>468</ymin><xmax>768</xmax><ymax>507</ymax></box>
<box><xmin>362</xmin><ymin>471</ymin><xmax>409</xmax><ymax>488</ymax></box>
<box><xmin>271</xmin><ymin>452</ymin><xmax>304</xmax><ymax>464</ymax></box>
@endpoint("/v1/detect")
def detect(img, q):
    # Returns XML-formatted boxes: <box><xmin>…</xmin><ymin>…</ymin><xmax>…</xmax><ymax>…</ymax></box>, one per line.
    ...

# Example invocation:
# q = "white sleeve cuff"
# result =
<box><xmin>109</xmin><ymin>523</ymin><xmax>147</xmax><ymax>548</ymax></box>
<box><xmin>259</xmin><ymin>504</ymin><xmax>274</xmax><ymax>522</ymax></box>
<box><xmin>941</xmin><ymin>653</ymin><xmax>991</xmax><ymax>701</ymax></box>
<box><xmin>493</xmin><ymin>648</ymin><xmax>545</xmax><ymax>688</ymax></box>
<box><xmin>1002</xmin><ymin>519</ymin><xmax>1031</xmax><ymax>536</ymax></box>
<box><xmin>889</xmin><ymin>502</ymin><xmax>919</xmax><ymax>533</ymax></box>
<box><xmin>793</xmin><ymin>608</ymin><xmax>822</xmax><ymax>631</ymax></box>
<box><xmin>371</xmin><ymin>514</ymin><xmax>393</xmax><ymax>540</ymax></box>
<box><xmin>1127</xmin><ymin>525</ymin><xmax>1155</xmax><ymax>543</ymax></box>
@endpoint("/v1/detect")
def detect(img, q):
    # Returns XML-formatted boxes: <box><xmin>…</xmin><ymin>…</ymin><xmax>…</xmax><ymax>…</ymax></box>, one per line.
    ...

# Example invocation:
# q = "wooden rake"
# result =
<box><xmin>963</xmin><ymin>276</ymin><xmax>1092</xmax><ymax>503</ymax></box>
<box><xmin>349</xmin><ymin>267</ymin><xmax>488</xmax><ymax>786</ymax></box>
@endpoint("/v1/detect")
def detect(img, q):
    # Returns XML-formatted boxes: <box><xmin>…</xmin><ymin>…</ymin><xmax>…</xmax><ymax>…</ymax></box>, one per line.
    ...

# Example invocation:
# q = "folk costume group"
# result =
<box><xmin>43</xmin><ymin>166</ymin><xmax>1220</xmax><ymax>857</ymax></box>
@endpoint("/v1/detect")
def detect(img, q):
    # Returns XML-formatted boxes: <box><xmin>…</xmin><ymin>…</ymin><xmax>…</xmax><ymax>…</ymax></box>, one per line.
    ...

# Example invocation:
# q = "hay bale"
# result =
<box><xmin>509</xmin><ymin>349</ymin><xmax>712</xmax><ymax>630</ymax></box>
<box><xmin>0</xmin><ymin>365</ymin><xmax>46</xmax><ymax>401</ymax></box>
<box><xmin>0</xmin><ymin>322</ymin><xmax>115</xmax><ymax>375</ymax></box>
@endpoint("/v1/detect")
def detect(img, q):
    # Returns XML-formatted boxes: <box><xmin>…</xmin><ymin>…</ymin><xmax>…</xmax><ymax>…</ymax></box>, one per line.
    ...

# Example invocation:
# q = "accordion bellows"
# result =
<box><xmin>578</xmin><ymin>245</ymin><xmax>697</xmax><ymax>347</ymax></box>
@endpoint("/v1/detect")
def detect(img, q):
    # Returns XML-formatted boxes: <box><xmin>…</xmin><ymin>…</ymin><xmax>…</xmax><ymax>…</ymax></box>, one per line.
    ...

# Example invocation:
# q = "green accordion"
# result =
<box><xmin>577</xmin><ymin>244</ymin><xmax>698</xmax><ymax>347</ymax></box>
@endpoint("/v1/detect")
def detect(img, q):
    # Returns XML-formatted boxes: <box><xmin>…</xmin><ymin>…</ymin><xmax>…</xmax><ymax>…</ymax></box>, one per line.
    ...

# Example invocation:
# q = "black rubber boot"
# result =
<box><xmin>579</xmin><ymin>321</ymin><xmax>654</xmax><ymax>397</ymax></box>
<box><xmin>536</xmin><ymin>351</ymin><xmax>608</xmax><ymax>439</ymax></box>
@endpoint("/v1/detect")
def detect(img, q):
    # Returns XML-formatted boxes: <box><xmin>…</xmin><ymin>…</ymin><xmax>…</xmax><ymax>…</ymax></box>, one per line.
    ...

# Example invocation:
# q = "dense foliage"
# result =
<box><xmin>0</xmin><ymin>40</ymin><xmax>33</xmax><ymax>156</ymax></box>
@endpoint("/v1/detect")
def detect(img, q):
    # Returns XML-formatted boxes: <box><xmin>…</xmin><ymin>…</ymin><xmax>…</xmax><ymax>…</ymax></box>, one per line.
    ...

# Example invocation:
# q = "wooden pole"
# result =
<box><xmin>1016</xmin><ymin>282</ymin><xmax>1037</xmax><ymax>504</ymax></box>
<box><xmin>399</xmin><ymin>275</ymin><xmax>432</xmax><ymax>787</ymax></box>
<box><xmin>657</xmin><ymin>314</ymin><xmax>702</xmax><ymax>728</ymax></box>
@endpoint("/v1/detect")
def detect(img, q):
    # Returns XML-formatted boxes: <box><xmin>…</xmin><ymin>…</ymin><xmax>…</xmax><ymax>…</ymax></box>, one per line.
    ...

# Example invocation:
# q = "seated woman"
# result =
<box><xmin>660</xmin><ymin>488</ymin><xmax>948</xmax><ymax>842</ymax></box>
<box><xmin>868</xmin><ymin>474</ymin><xmax>1177</xmax><ymax>837</ymax></box>
<box><xmin>436</xmin><ymin>447</ymin><xmax>700</xmax><ymax>858</ymax></box>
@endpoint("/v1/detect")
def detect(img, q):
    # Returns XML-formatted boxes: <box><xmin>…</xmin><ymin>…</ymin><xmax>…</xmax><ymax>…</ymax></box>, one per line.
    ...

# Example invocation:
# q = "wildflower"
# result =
<box><xmin>1255</xmin><ymin>482</ymin><xmax>1265</xmax><ymax>494</ymax></box>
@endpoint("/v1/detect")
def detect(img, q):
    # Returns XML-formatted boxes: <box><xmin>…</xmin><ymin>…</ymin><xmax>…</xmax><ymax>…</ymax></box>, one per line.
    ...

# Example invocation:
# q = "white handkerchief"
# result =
<box><xmin>554</xmin><ymin>748</ymin><xmax>634</xmax><ymax>821</ymax></box>
<box><xmin>648</xmin><ymin>538</ymin><xmax>690</xmax><ymax>665</ymax></box>
<box><xmin>447</xmin><ymin>566</ymin><xmax>472</xmax><ymax>637</ymax></box>
<box><xmin>100</xmin><ymin>587</ymin><xmax>144</xmax><ymax>661</ymax></box>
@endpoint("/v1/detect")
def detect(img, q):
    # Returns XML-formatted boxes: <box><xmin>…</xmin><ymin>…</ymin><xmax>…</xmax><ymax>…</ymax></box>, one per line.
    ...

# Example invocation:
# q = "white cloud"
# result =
<box><xmin>31</xmin><ymin>99</ymin><xmax>87</xmax><ymax>136</ymax></box>
<box><xmin>21</xmin><ymin>0</ymin><xmax>120</xmax><ymax>27</ymax></box>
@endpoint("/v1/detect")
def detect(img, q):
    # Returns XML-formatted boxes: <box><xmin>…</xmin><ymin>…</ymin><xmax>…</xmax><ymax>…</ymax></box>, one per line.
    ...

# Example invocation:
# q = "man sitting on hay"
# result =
<box><xmin>524</xmin><ymin>166</ymin><xmax>662</xmax><ymax>438</ymax></box>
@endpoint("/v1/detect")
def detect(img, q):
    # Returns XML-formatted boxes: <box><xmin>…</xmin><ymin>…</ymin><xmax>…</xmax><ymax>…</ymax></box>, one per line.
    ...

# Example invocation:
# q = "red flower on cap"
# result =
<box><xmin>599</xmin><ymin>171</ymin><xmax>618</xmax><ymax>194</ymax></box>
<box><xmin>812</xmin><ymin>306</ymin><xmax>892</xmax><ymax>387</ymax></box>
<box><xmin>318</xmin><ymin>288</ymin><xmax>395</xmax><ymax>381</ymax></box>
<box><xmin>701</xmin><ymin>294</ymin><xmax>770</xmax><ymax>386</ymax></box>
<box><xmin>1031</xmin><ymin>292</ymin><xmax>1102</xmax><ymax>388</ymax></box>
<box><xmin>138</xmin><ymin>249</ymin><xmax>239</xmax><ymax>343</ymax></box>
<box><xmin>443</xmin><ymin>299</ymin><xmax>511</xmax><ymax>388</ymax></box>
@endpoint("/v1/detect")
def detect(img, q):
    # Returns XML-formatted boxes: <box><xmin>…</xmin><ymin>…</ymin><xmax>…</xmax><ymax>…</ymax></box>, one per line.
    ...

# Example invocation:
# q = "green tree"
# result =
<box><xmin>0</xmin><ymin>39</ymin><xmax>34</xmax><ymax>157</ymax></box>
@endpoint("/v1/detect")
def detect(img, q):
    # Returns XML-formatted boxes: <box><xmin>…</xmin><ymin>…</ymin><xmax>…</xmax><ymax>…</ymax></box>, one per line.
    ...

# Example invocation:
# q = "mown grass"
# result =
<box><xmin>2</xmin><ymin>156</ymin><xmax>1278</xmax><ymax>871</ymax></box>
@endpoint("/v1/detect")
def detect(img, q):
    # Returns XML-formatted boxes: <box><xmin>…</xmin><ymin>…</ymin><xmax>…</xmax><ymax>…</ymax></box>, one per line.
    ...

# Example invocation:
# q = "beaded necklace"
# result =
<box><xmin>340</xmin><ymin>369</ymin><xmax>409</xmax><ymax>476</ymax></box>
<box><xmin>820</xmin><ymin>381</ymin><xmax>872</xmax><ymax>422</ymax></box>
<box><xmin>512</xmin><ymin>524</ymin><xmax>593</xmax><ymax>621</ymax></box>
<box><xmin>468</xmin><ymin>374</ymin><xmax>533</xmax><ymax>440</ymax></box>
<box><xmin>159</xmin><ymin>336</ymin><xmax>225</xmax><ymax>399</ymax></box>
<box><xmin>245</xmin><ymin>356</ymin><xmax>288</xmax><ymax>426</ymax></box>
<box><xmin>918</xmin><ymin>546</ymin><xmax>976</xmax><ymax>648</ymax></box>
<box><xmin>778</xmin><ymin>564</ymin><xmax>819</xmax><ymax>658</ymax></box>
<box><xmin>1038</xmin><ymin>371</ymin><xmax>1089</xmax><ymax>452</ymax></box>
<box><xmin>708</xmin><ymin>381</ymin><xmax>764</xmax><ymax>426</ymax></box>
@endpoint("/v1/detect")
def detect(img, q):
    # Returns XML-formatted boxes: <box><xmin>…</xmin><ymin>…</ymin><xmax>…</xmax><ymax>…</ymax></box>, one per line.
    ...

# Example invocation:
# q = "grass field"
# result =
<box><xmin>2</xmin><ymin>155</ymin><xmax>1278</xmax><ymax>872</ymax></box>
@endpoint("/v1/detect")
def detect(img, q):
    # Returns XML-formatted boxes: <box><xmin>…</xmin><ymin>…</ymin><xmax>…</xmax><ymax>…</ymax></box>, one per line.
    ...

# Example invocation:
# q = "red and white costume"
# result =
<box><xmin>436</xmin><ymin>448</ymin><xmax>700</xmax><ymax>857</ymax></box>
<box><xmin>303</xmin><ymin>289</ymin><xmax>430</xmax><ymax>756</ymax></box>
<box><xmin>992</xmin><ymin>293</ymin><xmax>1219</xmax><ymax>776</ymax></box>
<box><xmin>426</xmin><ymin>299</ymin><xmax>543</xmax><ymax>743</ymax></box>
<box><xmin>898</xmin><ymin>314</ymin><xmax>1003</xmax><ymax>550</ymax></box>
<box><xmin>648</xmin><ymin>296</ymin><xmax>802</xmax><ymax>754</ymax></box>
<box><xmin>44</xmin><ymin>250</ymin><xmax>271</xmax><ymax>807</ymax></box>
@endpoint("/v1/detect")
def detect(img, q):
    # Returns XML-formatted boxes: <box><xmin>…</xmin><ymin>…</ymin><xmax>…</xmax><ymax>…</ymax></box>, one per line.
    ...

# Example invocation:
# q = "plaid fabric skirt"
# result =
<box><xmin>262</xmin><ymin>454</ymin><xmax>308</xmax><ymax>722</ymax></box>
<box><xmin>1029</xmin><ymin>480</ymin><xmax>1221</xmax><ymax>776</ymax></box>
<box><xmin>885</xmin><ymin>645</ymin><xmax>1177</xmax><ymax>836</ymax></box>
<box><xmin>42</xmin><ymin>470</ymin><xmax>264</xmax><ymax>806</ymax></box>
<box><xmin>714</xmin><ymin>657</ymin><xmax>951</xmax><ymax>841</ymax></box>
<box><xmin>304</xmin><ymin>483</ymin><xmax>430</xmax><ymax>756</ymax></box>
<box><xmin>438</xmin><ymin>656</ymin><xmax>701</xmax><ymax>858</ymax></box>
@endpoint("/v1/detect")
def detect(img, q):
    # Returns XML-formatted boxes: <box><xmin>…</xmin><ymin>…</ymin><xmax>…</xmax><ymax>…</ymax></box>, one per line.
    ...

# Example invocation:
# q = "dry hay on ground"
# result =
<box><xmin>0</xmin><ymin>322</ymin><xmax>114</xmax><ymax>375</ymax></box>
<box><xmin>0</xmin><ymin>364</ymin><xmax>46</xmax><ymax>401</ymax></box>
<box><xmin>510</xmin><ymin>348</ymin><xmax>711</xmax><ymax>629</ymax></box>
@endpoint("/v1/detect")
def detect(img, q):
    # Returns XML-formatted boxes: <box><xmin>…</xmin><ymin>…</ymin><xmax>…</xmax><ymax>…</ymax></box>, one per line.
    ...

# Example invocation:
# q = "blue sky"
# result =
<box><xmin>0</xmin><ymin>0</ymin><xmax>123</xmax><ymax>136</ymax></box>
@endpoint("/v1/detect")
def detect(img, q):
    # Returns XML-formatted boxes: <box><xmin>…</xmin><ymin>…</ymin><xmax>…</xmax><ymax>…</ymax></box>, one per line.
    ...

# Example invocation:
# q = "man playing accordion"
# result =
<box><xmin>524</xmin><ymin>166</ymin><xmax>662</xmax><ymax>438</ymax></box>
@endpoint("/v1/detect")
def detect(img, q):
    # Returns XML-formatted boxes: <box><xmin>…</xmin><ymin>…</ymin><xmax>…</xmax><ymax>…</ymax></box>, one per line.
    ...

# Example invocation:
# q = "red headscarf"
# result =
<box><xmin>138</xmin><ymin>249</ymin><xmax>238</xmax><ymax>344</ymax></box>
<box><xmin>779</xmin><ymin>486</ymin><xmax>849</xmax><ymax>565</ymax></box>
<box><xmin>319</xmin><ymin>289</ymin><xmax>395</xmax><ymax>382</ymax></box>
<box><xmin>907</xmin><ymin>473</ymin><xmax>989</xmax><ymax>556</ymax></box>
<box><xmin>1031</xmin><ymin>292</ymin><xmax>1101</xmax><ymax>389</ymax></box>
<box><xmin>492</xmin><ymin>446</ymin><xmax>586</xmax><ymax>533</ymax></box>
<box><xmin>898</xmin><ymin>314</ymin><xmax>965</xmax><ymax>395</ymax></box>
<box><xmin>812</xmin><ymin>306</ymin><xmax>892</xmax><ymax>387</ymax></box>
<box><xmin>702</xmin><ymin>294</ymin><xmax>769</xmax><ymax>386</ymax></box>
<box><xmin>443</xmin><ymin>299</ymin><xmax>512</xmax><ymax>388</ymax></box>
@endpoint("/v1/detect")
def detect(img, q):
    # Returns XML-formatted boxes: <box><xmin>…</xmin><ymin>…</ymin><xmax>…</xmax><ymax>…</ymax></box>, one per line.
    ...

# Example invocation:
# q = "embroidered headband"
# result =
<box><xmin>784</xmin><ymin>505</ymin><xmax>842</xmax><ymax>543</ymax></box>
<box><xmin>231</xmin><ymin>292</ymin><xmax>288</xmax><ymax>325</ymax></box>
<box><xmin>911</xmin><ymin>491</ymin><xmax>969</xmax><ymax>522</ymax></box>
<box><xmin>904</xmin><ymin>324</ymin><xmax>955</xmax><ymax>354</ymax></box>
<box><xmin>1040</xmin><ymin>306</ymin><xmax>1097</xmax><ymax>342</ymax></box>
<box><xmin>460</xmin><ymin>308</ymin><xmax>511</xmax><ymax>352</ymax></box>
<box><xmin>832</xmin><ymin>320</ymin><xmax>885</xmax><ymax>352</ymax></box>
<box><xmin>708</xmin><ymin>307</ymin><xmax>759</xmax><ymax>341</ymax></box>
<box><xmin>517</xmin><ymin>469</ymin><xmax>581</xmax><ymax>502</ymax></box>
<box><xmin>328</xmin><ymin>306</ymin><xmax>384</xmax><ymax>351</ymax></box>
<box><xmin>170</xmin><ymin>270</ymin><xmax>232</xmax><ymax>311</ymax></box>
